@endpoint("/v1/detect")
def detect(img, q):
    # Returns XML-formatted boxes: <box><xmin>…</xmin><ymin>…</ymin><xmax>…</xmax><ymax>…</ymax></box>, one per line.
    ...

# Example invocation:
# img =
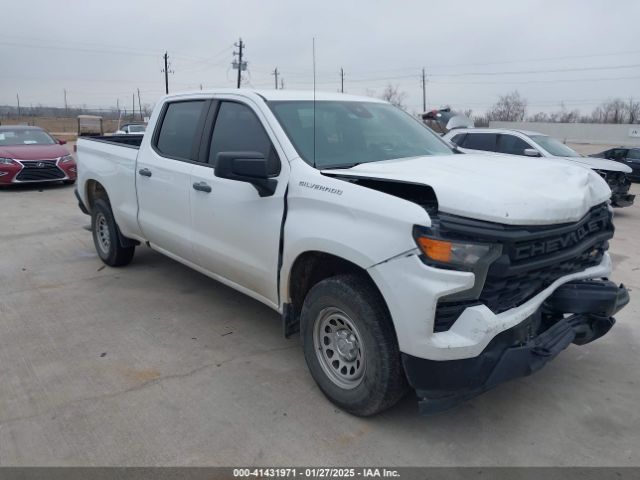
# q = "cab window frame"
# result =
<box><xmin>201</xmin><ymin>99</ymin><xmax>281</xmax><ymax>176</ymax></box>
<box><xmin>151</xmin><ymin>99</ymin><xmax>212</xmax><ymax>164</ymax></box>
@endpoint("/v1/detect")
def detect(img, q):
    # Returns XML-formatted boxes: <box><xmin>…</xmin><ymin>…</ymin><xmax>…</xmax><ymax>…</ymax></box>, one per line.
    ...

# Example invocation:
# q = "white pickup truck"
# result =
<box><xmin>76</xmin><ymin>89</ymin><xmax>629</xmax><ymax>415</ymax></box>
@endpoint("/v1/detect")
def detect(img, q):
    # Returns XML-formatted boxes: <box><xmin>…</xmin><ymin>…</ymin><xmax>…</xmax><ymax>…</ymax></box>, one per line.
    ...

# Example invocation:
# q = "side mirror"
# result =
<box><xmin>215</xmin><ymin>151</ymin><xmax>278</xmax><ymax>197</ymax></box>
<box><xmin>58</xmin><ymin>139</ymin><xmax>67</xmax><ymax>145</ymax></box>
<box><xmin>524</xmin><ymin>148</ymin><xmax>541</xmax><ymax>157</ymax></box>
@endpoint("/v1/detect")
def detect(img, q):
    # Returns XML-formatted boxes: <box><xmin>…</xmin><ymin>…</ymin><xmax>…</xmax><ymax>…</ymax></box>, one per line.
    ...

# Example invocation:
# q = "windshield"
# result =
<box><xmin>0</xmin><ymin>129</ymin><xmax>56</xmax><ymax>146</ymax></box>
<box><xmin>530</xmin><ymin>135</ymin><xmax>580</xmax><ymax>157</ymax></box>
<box><xmin>269</xmin><ymin>101</ymin><xmax>453</xmax><ymax>168</ymax></box>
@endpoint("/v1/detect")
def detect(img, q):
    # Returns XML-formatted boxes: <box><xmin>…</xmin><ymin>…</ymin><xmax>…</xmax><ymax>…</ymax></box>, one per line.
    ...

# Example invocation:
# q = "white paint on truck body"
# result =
<box><xmin>77</xmin><ymin>89</ymin><xmax>614</xmax><ymax>362</ymax></box>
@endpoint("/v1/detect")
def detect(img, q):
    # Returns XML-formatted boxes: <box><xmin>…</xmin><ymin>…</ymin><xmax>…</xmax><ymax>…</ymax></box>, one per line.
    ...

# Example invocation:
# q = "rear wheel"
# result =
<box><xmin>300</xmin><ymin>274</ymin><xmax>407</xmax><ymax>416</ymax></box>
<box><xmin>91</xmin><ymin>198</ymin><xmax>135</xmax><ymax>266</ymax></box>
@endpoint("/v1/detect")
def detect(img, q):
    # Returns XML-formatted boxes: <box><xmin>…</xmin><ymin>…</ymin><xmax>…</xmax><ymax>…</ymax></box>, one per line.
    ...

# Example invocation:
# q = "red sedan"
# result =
<box><xmin>0</xmin><ymin>126</ymin><xmax>77</xmax><ymax>186</ymax></box>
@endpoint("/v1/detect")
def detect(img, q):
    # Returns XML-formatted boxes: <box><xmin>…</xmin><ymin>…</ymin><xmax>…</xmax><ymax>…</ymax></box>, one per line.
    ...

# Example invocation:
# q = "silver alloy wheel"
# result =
<box><xmin>313</xmin><ymin>307</ymin><xmax>365</xmax><ymax>389</ymax></box>
<box><xmin>95</xmin><ymin>212</ymin><xmax>111</xmax><ymax>255</ymax></box>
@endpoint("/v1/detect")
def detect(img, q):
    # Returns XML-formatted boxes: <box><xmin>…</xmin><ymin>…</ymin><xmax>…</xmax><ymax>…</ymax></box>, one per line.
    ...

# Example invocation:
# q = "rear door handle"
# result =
<box><xmin>138</xmin><ymin>168</ymin><xmax>152</xmax><ymax>177</ymax></box>
<box><xmin>192</xmin><ymin>181</ymin><xmax>212</xmax><ymax>193</ymax></box>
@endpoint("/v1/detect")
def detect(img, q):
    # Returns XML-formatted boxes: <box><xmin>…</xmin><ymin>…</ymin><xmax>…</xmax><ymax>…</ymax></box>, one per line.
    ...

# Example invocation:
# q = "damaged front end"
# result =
<box><xmin>407</xmin><ymin>279</ymin><xmax>629</xmax><ymax>415</ymax></box>
<box><xmin>597</xmin><ymin>170</ymin><xmax>635</xmax><ymax>207</ymax></box>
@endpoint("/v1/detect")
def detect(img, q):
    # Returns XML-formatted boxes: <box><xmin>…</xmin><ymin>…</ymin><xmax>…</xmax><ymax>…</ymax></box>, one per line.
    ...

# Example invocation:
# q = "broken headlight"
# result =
<box><xmin>413</xmin><ymin>225</ymin><xmax>503</xmax><ymax>301</ymax></box>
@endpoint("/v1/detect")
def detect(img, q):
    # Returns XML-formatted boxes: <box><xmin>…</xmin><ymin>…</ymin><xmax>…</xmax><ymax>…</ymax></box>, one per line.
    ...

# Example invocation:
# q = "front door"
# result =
<box><xmin>190</xmin><ymin>99</ymin><xmax>287</xmax><ymax>306</ymax></box>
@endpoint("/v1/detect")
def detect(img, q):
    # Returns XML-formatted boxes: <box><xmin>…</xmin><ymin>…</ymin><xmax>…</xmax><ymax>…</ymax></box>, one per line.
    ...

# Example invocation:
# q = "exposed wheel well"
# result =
<box><xmin>85</xmin><ymin>180</ymin><xmax>109</xmax><ymax>212</ymax></box>
<box><xmin>285</xmin><ymin>251</ymin><xmax>390</xmax><ymax>336</ymax></box>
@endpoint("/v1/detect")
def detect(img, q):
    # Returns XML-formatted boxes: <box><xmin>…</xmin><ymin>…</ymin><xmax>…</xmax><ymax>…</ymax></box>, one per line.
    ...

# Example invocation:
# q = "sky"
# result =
<box><xmin>1</xmin><ymin>0</ymin><xmax>639</xmax><ymax>116</ymax></box>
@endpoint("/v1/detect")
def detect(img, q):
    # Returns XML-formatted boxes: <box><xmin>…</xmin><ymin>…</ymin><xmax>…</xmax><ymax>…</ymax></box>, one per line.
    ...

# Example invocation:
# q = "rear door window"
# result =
<box><xmin>155</xmin><ymin>100</ymin><xmax>208</xmax><ymax>160</ymax></box>
<box><xmin>463</xmin><ymin>133</ymin><xmax>498</xmax><ymax>152</ymax></box>
<box><xmin>497</xmin><ymin>134</ymin><xmax>532</xmax><ymax>156</ymax></box>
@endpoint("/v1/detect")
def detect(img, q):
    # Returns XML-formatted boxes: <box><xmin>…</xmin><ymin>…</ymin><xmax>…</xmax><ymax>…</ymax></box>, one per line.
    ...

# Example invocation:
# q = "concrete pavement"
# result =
<box><xmin>0</xmin><ymin>181</ymin><xmax>638</xmax><ymax>466</ymax></box>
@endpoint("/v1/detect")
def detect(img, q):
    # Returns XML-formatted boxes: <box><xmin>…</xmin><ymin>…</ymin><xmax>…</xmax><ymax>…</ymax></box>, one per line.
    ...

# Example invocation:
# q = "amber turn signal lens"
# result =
<box><xmin>416</xmin><ymin>237</ymin><xmax>452</xmax><ymax>263</ymax></box>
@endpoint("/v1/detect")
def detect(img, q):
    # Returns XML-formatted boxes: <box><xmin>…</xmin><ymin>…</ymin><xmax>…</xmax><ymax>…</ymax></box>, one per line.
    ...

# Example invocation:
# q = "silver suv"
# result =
<box><xmin>443</xmin><ymin>128</ymin><xmax>635</xmax><ymax>208</ymax></box>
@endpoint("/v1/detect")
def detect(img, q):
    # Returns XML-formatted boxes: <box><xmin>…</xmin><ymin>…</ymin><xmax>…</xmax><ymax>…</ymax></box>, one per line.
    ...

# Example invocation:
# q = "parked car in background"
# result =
<box><xmin>115</xmin><ymin>123</ymin><xmax>146</xmax><ymax>135</ymax></box>
<box><xmin>75</xmin><ymin>89</ymin><xmax>629</xmax><ymax>415</ymax></box>
<box><xmin>444</xmin><ymin>128</ymin><xmax>635</xmax><ymax>208</ymax></box>
<box><xmin>421</xmin><ymin>107</ymin><xmax>474</xmax><ymax>134</ymax></box>
<box><xmin>0</xmin><ymin>126</ymin><xmax>76</xmax><ymax>186</ymax></box>
<box><xmin>591</xmin><ymin>147</ymin><xmax>640</xmax><ymax>182</ymax></box>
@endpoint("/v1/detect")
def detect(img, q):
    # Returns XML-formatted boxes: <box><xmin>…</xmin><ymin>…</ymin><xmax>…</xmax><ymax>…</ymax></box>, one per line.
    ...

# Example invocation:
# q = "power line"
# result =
<box><xmin>428</xmin><ymin>74</ymin><xmax>640</xmax><ymax>85</ymax></box>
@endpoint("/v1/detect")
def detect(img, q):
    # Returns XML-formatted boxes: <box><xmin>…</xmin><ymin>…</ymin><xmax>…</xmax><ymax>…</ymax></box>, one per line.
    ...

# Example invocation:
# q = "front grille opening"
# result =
<box><xmin>432</xmin><ymin>203</ymin><xmax>612</xmax><ymax>332</ymax></box>
<box><xmin>434</xmin><ymin>300</ymin><xmax>481</xmax><ymax>332</ymax></box>
<box><xmin>16</xmin><ymin>161</ymin><xmax>65</xmax><ymax>181</ymax></box>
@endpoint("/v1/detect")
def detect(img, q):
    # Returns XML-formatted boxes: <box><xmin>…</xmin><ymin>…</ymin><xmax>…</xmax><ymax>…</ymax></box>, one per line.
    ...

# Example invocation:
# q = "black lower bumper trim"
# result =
<box><xmin>611</xmin><ymin>193</ymin><xmax>635</xmax><ymax>208</ymax></box>
<box><xmin>407</xmin><ymin>279</ymin><xmax>629</xmax><ymax>414</ymax></box>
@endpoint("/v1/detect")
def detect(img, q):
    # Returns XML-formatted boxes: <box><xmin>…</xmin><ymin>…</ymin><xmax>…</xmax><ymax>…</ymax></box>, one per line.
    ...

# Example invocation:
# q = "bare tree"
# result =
<box><xmin>379</xmin><ymin>84</ymin><xmax>407</xmax><ymax>110</ymax></box>
<box><xmin>628</xmin><ymin>97</ymin><xmax>640</xmax><ymax>124</ymax></box>
<box><xmin>487</xmin><ymin>91</ymin><xmax>527</xmax><ymax>121</ymax></box>
<box><xmin>529</xmin><ymin>112</ymin><xmax>550</xmax><ymax>122</ymax></box>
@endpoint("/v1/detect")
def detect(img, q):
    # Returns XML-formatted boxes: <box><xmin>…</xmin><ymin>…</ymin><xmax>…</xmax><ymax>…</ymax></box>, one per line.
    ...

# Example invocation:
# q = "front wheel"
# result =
<box><xmin>300</xmin><ymin>274</ymin><xmax>408</xmax><ymax>416</ymax></box>
<box><xmin>91</xmin><ymin>198</ymin><xmax>135</xmax><ymax>267</ymax></box>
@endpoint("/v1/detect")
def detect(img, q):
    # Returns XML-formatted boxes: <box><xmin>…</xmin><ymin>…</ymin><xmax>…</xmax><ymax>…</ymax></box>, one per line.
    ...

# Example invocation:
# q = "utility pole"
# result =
<box><xmin>162</xmin><ymin>52</ymin><xmax>173</xmax><ymax>94</ymax></box>
<box><xmin>16</xmin><ymin>93</ymin><xmax>21</xmax><ymax>117</ymax></box>
<box><xmin>64</xmin><ymin>89</ymin><xmax>68</xmax><ymax>115</ymax></box>
<box><xmin>137</xmin><ymin>88</ymin><xmax>143</xmax><ymax>121</ymax></box>
<box><xmin>232</xmin><ymin>38</ymin><xmax>246</xmax><ymax>88</ymax></box>
<box><xmin>116</xmin><ymin>98</ymin><xmax>120</xmax><ymax>115</ymax></box>
<box><xmin>280</xmin><ymin>78</ymin><xmax>284</xmax><ymax>90</ymax></box>
<box><xmin>340</xmin><ymin>67</ymin><xmax>344</xmax><ymax>93</ymax></box>
<box><xmin>272</xmin><ymin>67</ymin><xmax>279</xmax><ymax>89</ymax></box>
<box><xmin>132</xmin><ymin>93</ymin><xmax>135</xmax><ymax>121</ymax></box>
<box><xmin>421</xmin><ymin>68</ymin><xmax>427</xmax><ymax>113</ymax></box>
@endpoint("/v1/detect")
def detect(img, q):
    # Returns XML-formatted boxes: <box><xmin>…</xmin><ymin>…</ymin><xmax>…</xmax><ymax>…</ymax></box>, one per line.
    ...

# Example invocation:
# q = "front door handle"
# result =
<box><xmin>138</xmin><ymin>168</ymin><xmax>152</xmax><ymax>177</ymax></box>
<box><xmin>192</xmin><ymin>181</ymin><xmax>212</xmax><ymax>193</ymax></box>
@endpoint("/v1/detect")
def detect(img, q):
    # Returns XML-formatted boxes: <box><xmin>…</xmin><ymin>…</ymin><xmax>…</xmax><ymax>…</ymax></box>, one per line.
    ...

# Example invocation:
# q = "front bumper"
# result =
<box><xmin>368</xmin><ymin>251</ymin><xmax>613</xmax><ymax>361</ymax></box>
<box><xmin>404</xmin><ymin>279</ymin><xmax>629</xmax><ymax>414</ymax></box>
<box><xmin>0</xmin><ymin>159</ymin><xmax>77</xmax><ymax>184</ymax></box>
<box><xmin>611</xmin><ymin>192</ymin><xmax>635</xmax><ymax>208</ymax></box>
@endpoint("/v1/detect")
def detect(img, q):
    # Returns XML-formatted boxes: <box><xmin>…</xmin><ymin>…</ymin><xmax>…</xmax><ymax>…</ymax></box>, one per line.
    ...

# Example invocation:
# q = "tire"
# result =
<box><xmin>300</xmin><ymin>274</ymin><xmax>408</xmax><ymax>416</ymax></box>
<box><xmin>91</xmin><ymin>198</ymin><xmax>135</xmax><ymax>267</ymax></box>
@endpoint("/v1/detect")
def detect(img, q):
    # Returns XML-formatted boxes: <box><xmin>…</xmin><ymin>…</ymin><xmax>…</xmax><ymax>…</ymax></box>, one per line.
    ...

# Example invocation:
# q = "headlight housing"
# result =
<box><xmin>413</xmin><ymin>225</ymin><xmax>502</xmax><ymax>301</ymax></box>
<box><xmin>0</xmin><ymin>157</ymin><xmax>16</xmax><ymax>165</ymax></box>
<box><xmin>60</xmin><ymin>154</ymin><xmax>74</xmax><ymax>163</ymax></box>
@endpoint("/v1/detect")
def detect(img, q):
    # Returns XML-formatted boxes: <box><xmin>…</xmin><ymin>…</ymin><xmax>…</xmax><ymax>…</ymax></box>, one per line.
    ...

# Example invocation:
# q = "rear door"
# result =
<box><xmin>458</xmin><ymin>132</ymin><xmax>498</xmax><ymax>154</ymax></box>
<box><xmin>189</xmin><ymin>99</ymin><xmax>287</xmax><ymax>306</ymax></box>
<box><xmin>136</xmin><ymin>99</ymin><xmax>210</xmax><ymax>261</ymax></box>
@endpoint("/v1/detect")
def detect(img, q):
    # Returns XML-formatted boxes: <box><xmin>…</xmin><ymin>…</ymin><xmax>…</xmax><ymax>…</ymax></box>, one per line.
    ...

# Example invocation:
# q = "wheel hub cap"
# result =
<box><xmin>313</xmin><ymin>307</ymin><xmax>365</xmax><ymax>389</ymax></box>
<box><xmin>96</xmin><ymin>213</ymin><xmax>111</xmax><ymax>254</ymax></box>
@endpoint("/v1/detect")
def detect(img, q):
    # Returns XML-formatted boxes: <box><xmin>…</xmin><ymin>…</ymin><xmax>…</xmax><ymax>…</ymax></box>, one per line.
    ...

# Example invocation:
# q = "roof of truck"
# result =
<box><xmin>164</xmin><ymin>88</ymin><xmax>386</xmax><ymax>104</ymax></box>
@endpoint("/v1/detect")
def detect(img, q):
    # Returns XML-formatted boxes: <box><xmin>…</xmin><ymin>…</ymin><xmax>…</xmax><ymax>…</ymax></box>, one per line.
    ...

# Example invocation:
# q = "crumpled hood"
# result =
<box><xmin>322</xmin><ymin>153</ymin><xmax>611</xmax><ymax>225</ymax></box>
<box><xmin>0</xmin><ymin>144</ymin><xmax>69</xmax><ymax>161</ymax></box>
<box><xmin>557</xmin><ymin>156</ymin><xmax>632</xmax><ymax>173</ymax></box>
